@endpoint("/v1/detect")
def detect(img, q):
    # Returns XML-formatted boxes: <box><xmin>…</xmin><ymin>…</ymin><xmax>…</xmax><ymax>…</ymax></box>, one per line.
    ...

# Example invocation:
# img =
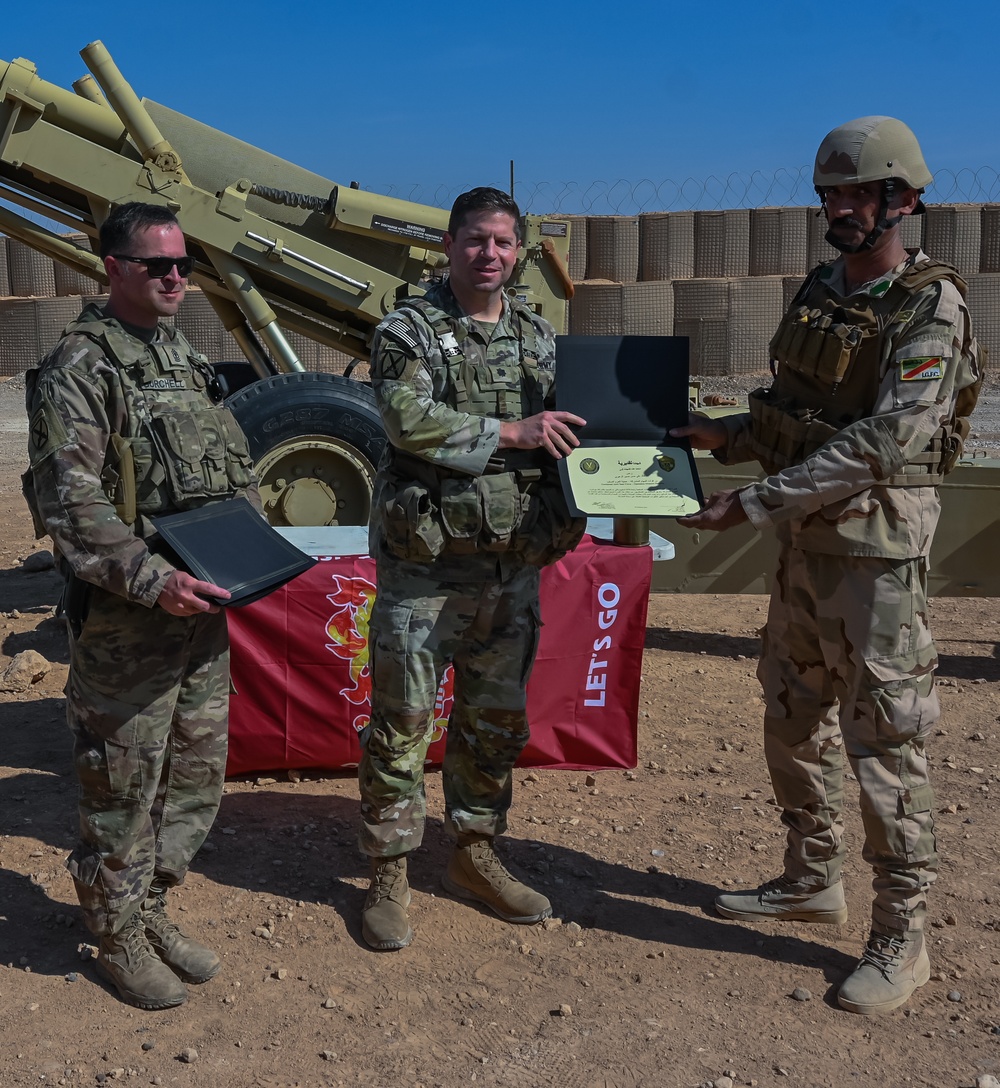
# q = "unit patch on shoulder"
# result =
<box><xmin>899</xmin><ymin>357</ymin><xmax>944</xmax><ymax>381</ymax></box>
<box><xmin>29</xmin><ymin>410</ymin><xmax>49</xmax><ymax>453</ymax></box>
<box><xmin>28</xmin><ymin>405</ymin><xmax>71</xmax><ymax>459</ymax></box>
<box><xmin>376</xmin><ymin>346</ymin><xmax>410</xmax><ymax>380</ymax></box>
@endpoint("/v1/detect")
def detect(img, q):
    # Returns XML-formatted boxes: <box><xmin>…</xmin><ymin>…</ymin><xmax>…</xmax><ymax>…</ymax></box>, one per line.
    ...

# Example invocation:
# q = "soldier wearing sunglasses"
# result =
<box><xmin>24</xmin><ymin>202</ymin><xmax>260</xmax><ymax>1010</ymax></box>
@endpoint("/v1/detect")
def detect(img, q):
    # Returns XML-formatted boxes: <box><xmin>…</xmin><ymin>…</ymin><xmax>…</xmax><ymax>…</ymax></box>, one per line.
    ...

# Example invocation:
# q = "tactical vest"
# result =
<box><xmin>748</xmin><ymin>258</ymin><xmax>982</xmax><ymax>485</ymax></box>
<box><xmin>23</xmin><ymin>304</ymin><xmax>254</xmax><ymax>536</ymax></box>
<box><xmin>377</xmin><ymin>295</ymin><xmax>585</xmax><ymax>567</ymax></box>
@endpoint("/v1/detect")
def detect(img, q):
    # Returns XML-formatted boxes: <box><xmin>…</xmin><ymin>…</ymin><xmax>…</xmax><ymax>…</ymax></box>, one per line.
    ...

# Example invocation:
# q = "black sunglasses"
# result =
<box><xmin>112</xmin><ymin>254</ymin><xmax>195</xmax><ymax>278</ymax></box>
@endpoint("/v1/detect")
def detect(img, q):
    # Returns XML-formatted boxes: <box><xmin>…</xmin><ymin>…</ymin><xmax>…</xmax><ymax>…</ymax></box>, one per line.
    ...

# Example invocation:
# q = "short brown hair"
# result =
<box><xmin>447</xmin><ymin>187</ymin><xmax>522</xmax><ymax>242</ymax></box>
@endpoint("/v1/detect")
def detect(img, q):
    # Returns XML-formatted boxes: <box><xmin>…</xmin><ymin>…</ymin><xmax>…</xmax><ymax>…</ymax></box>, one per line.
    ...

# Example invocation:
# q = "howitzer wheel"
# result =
<box><xmin>225</xmin><ymin>372</ymin><xmax>386</xmax><ymax>527</ymax></box>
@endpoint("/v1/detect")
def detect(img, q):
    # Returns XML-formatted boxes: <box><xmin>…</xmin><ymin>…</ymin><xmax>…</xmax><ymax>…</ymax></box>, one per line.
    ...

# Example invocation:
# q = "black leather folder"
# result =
<box><xmin>553</xmin><ymin>335</ymin><xmax>703</xmax><ymax>518</ymax></box>
<box><xmin>151</xmin><ymin>497</ymin><xmax>317</xmax><ymax>607</ymax></box>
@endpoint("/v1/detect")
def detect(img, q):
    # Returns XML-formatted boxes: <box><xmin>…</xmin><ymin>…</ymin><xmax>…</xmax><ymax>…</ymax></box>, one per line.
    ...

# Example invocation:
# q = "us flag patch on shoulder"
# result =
<box><xmin>899</xmin><ymin>357</ymin><xmax>944</xmax><ymax>381</ymax></box>
<box><xmin>382</xmin><ymin>318</ymin><xmax>418</xmax><ymax>350</ymax></box>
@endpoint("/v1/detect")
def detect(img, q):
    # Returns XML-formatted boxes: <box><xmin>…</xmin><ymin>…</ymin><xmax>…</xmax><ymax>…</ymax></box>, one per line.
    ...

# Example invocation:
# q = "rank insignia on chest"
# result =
<box><xmin>899</xmin><ymin>357</ymin><xmax>944</xmax><ymax>381</ymax></box>
<box><xmin>439</xmin><ymin>331</ymin><xmax>462</xmax><ymax>358</ymax></box>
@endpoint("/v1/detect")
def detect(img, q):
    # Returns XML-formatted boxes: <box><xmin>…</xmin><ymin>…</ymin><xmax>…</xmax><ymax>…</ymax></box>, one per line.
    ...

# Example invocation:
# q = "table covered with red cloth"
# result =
<box><xmin>227</xmin><ymin>536</ymin><xmax>651</xmax><ymax>775</ymax></box>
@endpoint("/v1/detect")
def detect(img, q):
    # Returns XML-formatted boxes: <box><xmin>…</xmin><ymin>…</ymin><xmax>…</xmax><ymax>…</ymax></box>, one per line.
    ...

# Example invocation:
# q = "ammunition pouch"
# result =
<box><xmin>514</xmin><ymin>473</ymin><xmax>587</xmax><ymax>568</ymax></box>
<box><xmin>379</xmin><ymin>450</ymin><xmax>584</xmax><ymax>567</ymax></box>
<box><xmin>884</xmin><ymin>416</ymin><xmax>972</xmax><ymax>486</ymax></box>
<box><xmin>380</xmin><ymin>478</ymin><xmax>446</xmax><ymax>562</ymax></box>
<box><xmin>379</xmin><ymin>459</ymin><xmax>529</xmax><ymax>562</ymax></box>
<box><xmin>145</xmin><ymin>406</ymin><xmax>255</xmax><ymax>512</ymax></box>
<box><xmin>101</xmin><ymin>432</ymin><xmax>138</xmax><ymax>526</ymax></box>
<box><xmin>769</xmin><ymin>304</ymin><xmax>875</xmax><ymax>389</ymax></box>
<box><xmin>439</xmin><ymin>470</ymin><xmax>523</xmax><ymax>554</ymax></box>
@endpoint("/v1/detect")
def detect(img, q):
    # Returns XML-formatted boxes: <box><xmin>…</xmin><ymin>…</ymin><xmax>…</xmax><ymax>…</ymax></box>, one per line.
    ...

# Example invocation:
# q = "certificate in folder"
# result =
<box><xmin>152</xmin><ymin>498</ymin><xmax>317</xmax><ymax>607</ymax></box>
<box><xmin>554</xmin><ymin>335</ymin><xmax>703</xmax><ymax>518</ymax></box>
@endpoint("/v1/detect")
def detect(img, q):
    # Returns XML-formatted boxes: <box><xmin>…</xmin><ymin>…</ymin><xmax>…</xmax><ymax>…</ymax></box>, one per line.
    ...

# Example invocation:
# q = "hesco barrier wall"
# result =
<box><xmin>569</xmin><ymin>204</ymin><xmax>998</xmax><ymax>373</ymax></box>
<box><xmin>3</xmin><ymin>205</ymin><xmax>1000</xmax><ymax>376</ymax></box>
<box><xmin>0</xmin><ymin>234</ymin><xmax>356</xmax><ymax>379</ymax></box>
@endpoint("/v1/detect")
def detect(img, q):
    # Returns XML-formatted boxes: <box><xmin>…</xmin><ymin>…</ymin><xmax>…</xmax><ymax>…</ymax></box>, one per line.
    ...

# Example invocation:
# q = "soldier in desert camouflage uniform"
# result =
<box><xmin>24</xmin><ymin>203</ymin><xmax>259</xmax><ymax>1010</ymax></box>
<box><xmin>673</xmin><ymin>118</ymin><xmax>982</xmax><ymax>1014</ymax></box>
<box><xmin>359</xmin><ymin>187</ymin><xmax>586</xmax><ymax>950</ymax></box>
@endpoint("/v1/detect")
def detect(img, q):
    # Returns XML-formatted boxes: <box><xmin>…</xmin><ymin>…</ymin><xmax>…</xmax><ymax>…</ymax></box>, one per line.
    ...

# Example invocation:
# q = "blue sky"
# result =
<box><xmin>3</xmin><ymin>2</ymin><xmax>999</xmax><ymax>214</ymax></box>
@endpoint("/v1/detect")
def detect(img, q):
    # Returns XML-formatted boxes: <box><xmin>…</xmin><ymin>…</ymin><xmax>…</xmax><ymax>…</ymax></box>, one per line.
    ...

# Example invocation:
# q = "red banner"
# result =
<box><xmin>227</xmin><ymin>536</ymin><xmax>651</xmax><ymax>775</ymax></box>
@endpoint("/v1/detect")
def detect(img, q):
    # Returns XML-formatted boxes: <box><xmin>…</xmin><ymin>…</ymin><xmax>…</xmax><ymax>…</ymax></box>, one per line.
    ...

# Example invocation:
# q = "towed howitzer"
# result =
<box><xmin>0</xmin><ymin>41</ymin><xmax>574</xmax><ymax>528</ymax></box>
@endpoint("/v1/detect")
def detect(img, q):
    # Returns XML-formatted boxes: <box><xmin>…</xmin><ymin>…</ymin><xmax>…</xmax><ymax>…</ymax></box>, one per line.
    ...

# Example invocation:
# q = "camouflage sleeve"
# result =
<box><xmin>713</xmin><ymin>411</ymin><xmax>756</xmax><ymax>464</ymax></box>
<box><xmin>27</xmin><ymin>353</ymin><xmax>175</xmax><ymax>606</ymax></box>
<box><xmin>533</xmin><ymin>313</ymin><xmax>558</xmax><ymax>411</ymax></box>
<box><xmin>741</xmin><ymin>279</ymin><xmax>973</xmax><ymax>529</ymax></box>
<box><xmin>369</xmin><ymin>312</ymin><xmax>500</xmax><ymax>477</ymax></box>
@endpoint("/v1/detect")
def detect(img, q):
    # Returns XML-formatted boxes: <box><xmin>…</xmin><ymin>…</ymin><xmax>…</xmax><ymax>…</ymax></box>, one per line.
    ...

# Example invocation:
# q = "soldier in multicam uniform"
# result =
<box><xmin>673</xmin><ymin>118</ymin><xmax>982</xmax><ymax>1014</ymax></box>
<box><xmin>359</xmin><ymin>187</ymin><xmax>586</xmax><ymax>950</ymax></box>
<box><xmin>24</xmin><ymin>203</ymin><xmax>260</xmax><ymax>1010</ymax></box>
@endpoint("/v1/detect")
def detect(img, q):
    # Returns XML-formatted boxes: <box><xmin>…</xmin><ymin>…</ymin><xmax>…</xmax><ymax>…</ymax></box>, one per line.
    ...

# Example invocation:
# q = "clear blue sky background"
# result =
<box><xmin>3</xmin><ymin>1</ymin><xmax>999</xmax><ymax>213</ymax></box>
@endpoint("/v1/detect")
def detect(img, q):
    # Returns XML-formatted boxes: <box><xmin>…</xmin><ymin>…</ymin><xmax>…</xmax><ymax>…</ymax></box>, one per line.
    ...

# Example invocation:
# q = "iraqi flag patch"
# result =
<box><xmin>899</xmin><ymin>357</ymin><xmax>944</xmax><ymax>381</ymax></box>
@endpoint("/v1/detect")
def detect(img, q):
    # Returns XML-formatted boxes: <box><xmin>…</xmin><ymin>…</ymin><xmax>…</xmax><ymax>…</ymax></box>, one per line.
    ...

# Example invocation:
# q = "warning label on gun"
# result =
<box><xmin>371</xmin><ymin>215</ymin><xmax>446</xmax><ymax>246</ymax></box>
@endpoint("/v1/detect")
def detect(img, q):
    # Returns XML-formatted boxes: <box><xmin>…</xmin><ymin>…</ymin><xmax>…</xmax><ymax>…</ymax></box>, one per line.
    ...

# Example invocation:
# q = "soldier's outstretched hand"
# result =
<box><xmin>157</xmin><ymin>570</ymin><xmax>231</xmax><ymax>616</ymax></box>
<box><xmin>677</xmin><ymin>488</ymin><xmax>749</xmax><ymax>532</ymax></box>
<box><xmin>500</xmin><ymin>411</ymin><xmax>586</xmax><ymax>459</ymax></box>
<box><xmin>670</xmin><ymin>414</ymin><xmax>729</xmax><ymax>450</ymax></box>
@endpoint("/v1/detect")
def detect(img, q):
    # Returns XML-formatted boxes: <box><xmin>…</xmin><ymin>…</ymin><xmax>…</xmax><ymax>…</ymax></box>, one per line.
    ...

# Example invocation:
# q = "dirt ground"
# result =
<box><xmin>1</xmin><ymin>375</ymin><xmax>999</xmax><ymax>1088</ymax></box>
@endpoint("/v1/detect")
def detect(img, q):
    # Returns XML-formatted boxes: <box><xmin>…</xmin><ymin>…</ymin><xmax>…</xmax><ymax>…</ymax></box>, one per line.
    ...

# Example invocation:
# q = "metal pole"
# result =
<box><xmin>612</xmin><ymin>517</ymin><xmax>650</xmax><ymax>547</ymax></box>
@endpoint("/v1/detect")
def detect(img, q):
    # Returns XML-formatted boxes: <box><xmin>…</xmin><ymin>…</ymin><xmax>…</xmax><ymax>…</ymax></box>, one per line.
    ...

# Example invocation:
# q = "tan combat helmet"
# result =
<box><xmin>813</xmin><ymin>116</ymin><xmax>932</xmax><ymax>252</ymax></box>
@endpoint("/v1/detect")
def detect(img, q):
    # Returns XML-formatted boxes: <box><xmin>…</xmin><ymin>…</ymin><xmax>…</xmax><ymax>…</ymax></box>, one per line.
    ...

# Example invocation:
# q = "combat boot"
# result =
<box><xmin>442</xmin><ymin>834</ymin><xmax>551</xmax><ymax>923</ymax></box>
<box><xmin>715</xmin><ymin>875</ymin><xmax>848</xmax><ymax>924</ymax></box>
<box><xmin>837</xmin><ymin>927</ymin><xmax>930</xmax><ymax>1014</ymax></box>
<box><xmin>142</xmin><ymin>882</ymin><xmax>221</xmax><ymax>984</ymax></box>
<box><xmin>97</xmin><ymin>911</ymin><xmax>188</xmax><ymax>1010</ymax></box>
<box><xmin>362</xmin><ymin>856</ymin><xmax>413</xmax><ymax>950</ymax></box>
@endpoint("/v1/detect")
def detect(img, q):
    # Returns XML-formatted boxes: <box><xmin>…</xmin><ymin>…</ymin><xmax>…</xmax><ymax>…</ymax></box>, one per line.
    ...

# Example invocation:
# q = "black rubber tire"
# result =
<box><xmin>225</xmin><ymin>372</ymin><xmax>386</xmax><ymax>526</ymax></box>
<box><xmin>226</xmin><ymin>371</ymin><xmax>386</xmax><ymax>466</ymax></box>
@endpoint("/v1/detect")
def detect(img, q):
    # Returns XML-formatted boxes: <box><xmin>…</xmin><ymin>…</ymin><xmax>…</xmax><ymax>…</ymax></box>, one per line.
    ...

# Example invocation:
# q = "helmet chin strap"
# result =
<box><xmin>819</xmin><ymin>180</ymin><xmax>901</xmax><ymax>253</ymax></box>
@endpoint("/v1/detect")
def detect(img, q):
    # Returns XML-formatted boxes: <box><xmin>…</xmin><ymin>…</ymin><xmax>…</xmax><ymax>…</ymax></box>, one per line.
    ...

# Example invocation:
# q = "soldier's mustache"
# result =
<box><xmin>830</xmin><ymin>216</ymin><xmax>865</xmax><ymax>231</ymax></box>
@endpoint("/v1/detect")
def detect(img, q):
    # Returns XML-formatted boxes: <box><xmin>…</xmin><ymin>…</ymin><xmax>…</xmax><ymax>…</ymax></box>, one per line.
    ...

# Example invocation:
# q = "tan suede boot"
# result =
<box><xmin>715</xmin><ymin>875</ymin><xmax>848</xmax><ymax>924</ymax></box>
<box><xmin>442</xmin><ymin>835</ymin><xmax>551</xmax><ymax>923</ymax></box>
<box><xmin>142</xmin><ymin>882</ymin><xmax>221</xmax><ymax>984</ymax></box>
<box><xmin>362</xmin><ymin>857</ymin><xmax>413</xmax><ymax>950</ymax></box>
<box><xmin>97</xmin><ymin>911</ymin><xmax>188</xmax><ymax>1010</ymax></box>
<box><xmin>837</xmin><ymin>927</ymin><xmax>930</xmax><ymax>1014</ymax></box>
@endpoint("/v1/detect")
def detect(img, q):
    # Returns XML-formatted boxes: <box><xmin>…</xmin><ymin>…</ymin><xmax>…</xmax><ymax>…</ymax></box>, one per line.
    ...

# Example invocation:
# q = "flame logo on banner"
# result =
<box><xmin>324</xmin><ymin>572</ymin><xmax>453</xmax><ymax>742</ymax></box>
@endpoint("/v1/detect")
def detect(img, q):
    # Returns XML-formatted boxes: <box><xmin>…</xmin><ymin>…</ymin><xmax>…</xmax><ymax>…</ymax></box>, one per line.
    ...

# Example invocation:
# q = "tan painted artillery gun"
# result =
<box><xmin>0</xmin><ymin>41</ymin><xmax>573</xmax><ymax>529</ymax></box>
